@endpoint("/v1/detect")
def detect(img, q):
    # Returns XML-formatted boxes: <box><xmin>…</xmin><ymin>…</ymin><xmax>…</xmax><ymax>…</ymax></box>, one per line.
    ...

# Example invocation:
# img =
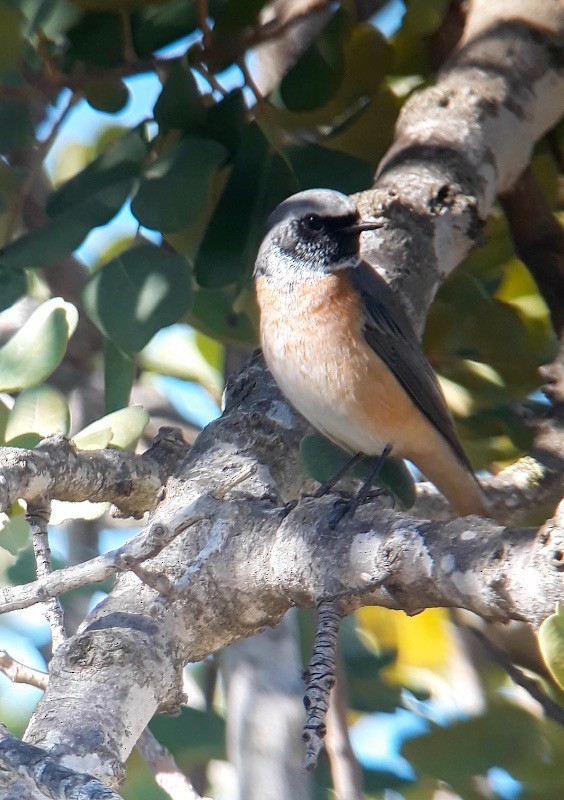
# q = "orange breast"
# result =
<box><xmin>256</xmin><ymin>273</ymin><xmax>423</xmax><ymax>457</ymax></box>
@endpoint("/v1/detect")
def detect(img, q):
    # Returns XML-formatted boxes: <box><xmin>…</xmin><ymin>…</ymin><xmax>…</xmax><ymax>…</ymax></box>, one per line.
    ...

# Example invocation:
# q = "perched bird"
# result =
<box><xmin>254</xmin><ymin>188</ymin><xmax>488</xmax><ymax>517</ymax></box>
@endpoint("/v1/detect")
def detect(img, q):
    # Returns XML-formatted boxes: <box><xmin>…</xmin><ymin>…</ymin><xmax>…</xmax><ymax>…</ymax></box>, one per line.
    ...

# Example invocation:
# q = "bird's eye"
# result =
<box><xmin>302</xmin><ymin>214</ymin><xmax>324</xmax><ymax>232</ymax></box>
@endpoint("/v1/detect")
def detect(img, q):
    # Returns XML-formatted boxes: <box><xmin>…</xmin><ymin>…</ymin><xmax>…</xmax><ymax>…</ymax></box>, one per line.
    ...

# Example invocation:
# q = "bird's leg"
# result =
<box><xmin>330</xmin><ymin>444</ymin><xmax>392</xmax><ymax>526</ymax></box>
<box><xmin>311</xmin><ymin>452</ymin><xmax>363</xmax><ymax>498</ymax></box>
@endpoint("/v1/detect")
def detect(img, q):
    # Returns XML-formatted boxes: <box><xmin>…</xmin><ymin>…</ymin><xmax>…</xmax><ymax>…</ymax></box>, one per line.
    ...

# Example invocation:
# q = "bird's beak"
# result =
<box><xmin>342</xmin><ymin>220</ymin><xmax>383</xmax><ymax>235</ymax></box>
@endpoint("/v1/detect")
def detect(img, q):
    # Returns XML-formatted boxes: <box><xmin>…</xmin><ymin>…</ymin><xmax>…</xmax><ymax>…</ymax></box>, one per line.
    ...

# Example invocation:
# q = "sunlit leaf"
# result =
<box><xmin>5</xmin><ymin>385</ymin><xmax>70</xmax><ymax>447</ymax></box>
<box><xmin>0</xmin><ymin>502</ymin><xmax>29</xmax><ymax>556</ymax></box>
<box><xmin>539</xmin><ymin>608</ymin><xmax>564</xmax><ymax>692</ymax></box>
<box><xmin>73</xmin><ymin>405</ymin><xmax>149</xmax><ymax>451</ymax></box>
<box><xmin>82</xmin><ymin>242</ymin><xmax>192</xmax><ymax>354</ymax></box>
<box><xmin>0</xmin><ymin>298</ymin><xmax>78</xmax><ymax>392</ymax></box>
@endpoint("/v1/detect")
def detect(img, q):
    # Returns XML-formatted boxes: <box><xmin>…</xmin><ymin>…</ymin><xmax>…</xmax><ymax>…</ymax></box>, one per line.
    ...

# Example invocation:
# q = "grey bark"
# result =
<box><xmin>0</xmin><ymin>0</ymin><xmax>563</xmax><ymax>796</ymax></box>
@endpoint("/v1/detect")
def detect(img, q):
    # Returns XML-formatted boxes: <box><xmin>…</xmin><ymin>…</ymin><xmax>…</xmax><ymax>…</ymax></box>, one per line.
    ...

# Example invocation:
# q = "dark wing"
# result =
<box><xmin>346</xmin><ymin>261</ymin><xmax>473</xmax><ymax>472</ymax></box>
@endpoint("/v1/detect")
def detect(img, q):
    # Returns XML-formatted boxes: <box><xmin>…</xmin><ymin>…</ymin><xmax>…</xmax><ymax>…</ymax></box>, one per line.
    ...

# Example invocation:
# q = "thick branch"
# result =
<box><xmin>0</xmin><ymin>427</ymin><xmax>188</xmax><ymax>519</ymax></box>
<box><xmin>6</xmin><ymin>0</ymin><xmax>564</xmax><ymax>793</ymax></box>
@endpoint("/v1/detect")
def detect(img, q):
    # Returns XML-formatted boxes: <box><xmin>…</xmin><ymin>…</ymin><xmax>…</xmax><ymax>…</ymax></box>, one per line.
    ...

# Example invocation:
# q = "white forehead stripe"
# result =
<box><xmin>267</xmin><ymin>189</ymin><xmax>357</xmax><ymax>231</ymax></box>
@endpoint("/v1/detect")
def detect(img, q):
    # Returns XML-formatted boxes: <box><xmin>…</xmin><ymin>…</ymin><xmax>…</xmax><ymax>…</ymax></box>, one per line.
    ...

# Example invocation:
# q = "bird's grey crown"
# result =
<box><xmin>266</xmin><ymin>188</ymin><xmax>357</xmax><ymax>232</ymax></box>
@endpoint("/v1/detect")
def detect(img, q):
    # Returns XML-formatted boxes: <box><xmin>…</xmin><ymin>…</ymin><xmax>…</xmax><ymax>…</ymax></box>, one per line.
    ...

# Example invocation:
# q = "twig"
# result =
<box><xmin>237</xmin><ymin>58</ymin><xmax>265</xmax><ymax>106</ymax></box>
<box><xmin>196</xmin><ymin>0</ymin><xmax>212</xmax><ymax>53</ymax></box>
<box><xmin>0</xmin><ymin>477</ymin><xmax>246</xmax><ymax>616</ymax></box>
<box><xmin>325</xmin><ymin>648</ymin><xmax>363</xmax><ymax>800</ymax></box>
<box><xmin>27</xmin><ymin>501</ymin><xmax>66</xmax><ymax>652</ymax></box>
<box><xmin>468</xmin><ymin>627</ymin><xmax>564</xmax><ymax>727</ymax></box>
<box><xmin>4</xmin><ymin>91</ymin><xmax>78</xmax><ymax>246</ymax></box>
<box><xmin>302</xmin><ymin>600</ymin><xmax>342</xmax><ymax>770</ymax></box>
<box><xmin>136</xmin><ymin>729</ymin><xmax>211</xmax><ymax>800</ymax></box>
<box><xmin>0</xmin><ymin>650</ymin><xmax>48</xmax><ymax>690</ymax></box>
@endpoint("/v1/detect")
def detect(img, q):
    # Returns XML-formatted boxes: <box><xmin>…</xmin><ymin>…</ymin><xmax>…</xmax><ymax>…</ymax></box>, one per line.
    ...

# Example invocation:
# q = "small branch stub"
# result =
<box><xmin>302</xmin><ymin>601</ymin><xmax>342</xmax><ymax>770</ymax></box>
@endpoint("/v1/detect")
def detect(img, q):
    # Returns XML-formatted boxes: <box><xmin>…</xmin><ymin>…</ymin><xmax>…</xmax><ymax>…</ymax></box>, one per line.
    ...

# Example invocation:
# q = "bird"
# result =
<box><xmin>253</xmin><ymin>188</ymin><xmax>488</xmax><ymax>518</ymax></box>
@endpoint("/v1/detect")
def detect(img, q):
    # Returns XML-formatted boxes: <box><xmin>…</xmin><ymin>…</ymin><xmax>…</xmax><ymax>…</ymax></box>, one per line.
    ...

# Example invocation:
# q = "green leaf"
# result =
<box><xmin>0</xmin><ymin>3</ymin><xmax>24</xmax><ymax>75</ymax></box>
<box><xmin>189</xmin><ymin>286</ymin><xmax>257</xmax><ymax>346</ymax></box>
<box><xmin>82</xmin><ymin>242</ymin><xmax>193</xmax><ymax>354</ymax></box>
<box><xmin>84</xmin><ymin>78</ymin><xmax>130</xmax><ymax>114</ymax></box>
<box><xmin>195</xmin><ymin>124</ymin><xmax>297</xmax><ymax>288</ymax></box>
<box><xmin>149</xmin><ymin>706</ymin><xmax>225</xmax><ymax>770</ymax></box>
<box><xmin>0</xmin><ymin>502</ymin><xmax>29</xmax><ymax>556</ymax></box>
<box><xmin>73</xmin><ymin>405</ymin><xmax>149</xmax><ymax>451</ymax></box>
<box><xmin>5</xmin><ymin>385</ymin><xmax>70</xmax><ymax>447</ymax></box>
<box><xmin>403</xmin><ymin>705</ymin><xmax>539</xmax><ymax>791</ymax></box>
<box><xmin>0</xmin><ymin>97</ymin><xmax>33</xmax><ymax>154</ymax></box>
<box><xmin>65</xmin><ymin>12</ymin><xmax>123</xmax><ymax>69</ymax></box>
<box><xmin>205</xmin><ymin>88</ymin><xmax>247</xmax><ymax>155</ymax></box>
<box><xmin>278</xmin><ymin>10</ymin><xmax>348</xmax><ymax>112</ymax></box>
<box><xmin>211</xmin><ymin>0</ymin><xmax>268</xmax><ymax>35</ymax></box>
<box><xmin>131</xmin><ymin>0</ymin><xmax>199</xmax><ymax>58</ymax></box>
<box><xmin>0</xmin><ymin>394</ymin><xmax>10</xmax><ymax>445</ymax></box>
<box><xmin>0</xmin><ymin>298</ymin><xmax>78</xmax><ymax>392</ymax></box>
<box><xmin>104</xmin><ymin>338</ymin><xmax>135</xmax><ymax>414</ymax></box>
<box><xmin>0</xmin><ymin>184</ymin><xmax>128</xmax><ymax>271</ymax></box>
<box><xmin>300</xmin><ymin>432</ymin><xmax>416</xmax><ymax>510</ymax></box>
<box><xmin>140</xmin><ymin>326</ymin><xmax>223</xmax><ymax>398</ymax></box>
<box><xmin>153</xmin><ymin>60</ymin><xmax>206</xmax><ymax>133</ymax></box>
<box><xmin>131</xmin><ymin>136</ymin><xmax>227</xmax><ymax>233</ymax></box>
<box><xmin>0</xmin><ymin>269</ymin><xmax>27</xmax><ymax>312</ymax></box>
<box><xmin>0</xmin><ymin>128</ymin><xmax>148</xmax><ymax>272</ymax></box>
<box><xmin>72</xmin><ymin>427</ymin><xmax>113</xmax><ymax>451</ymax></box>
<box><xmin>286</xmin><ymin>143</ymin><xmax>372</xmax><ymax>195</ymax></box>
<box><xmin>46</xmin><ymin>126</ymin><xmax>148</xmax><ymax>217</ymax></box>
<box><xmin>539</xmin><ymin>608</ymin><xmax>564</xmax><ymax>692</ymax></box>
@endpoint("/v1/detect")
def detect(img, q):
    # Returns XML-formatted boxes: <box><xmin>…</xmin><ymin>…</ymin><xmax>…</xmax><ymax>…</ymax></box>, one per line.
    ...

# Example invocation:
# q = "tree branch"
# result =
<box><xmin>0</xmin><ymin>427</ymin><xmax>188</xmax><ymax>519</ymax></box>
<box><xmin>2</xmin><ymin>0</ymin><xmax>563</xmax><ymax>794</ymax></box>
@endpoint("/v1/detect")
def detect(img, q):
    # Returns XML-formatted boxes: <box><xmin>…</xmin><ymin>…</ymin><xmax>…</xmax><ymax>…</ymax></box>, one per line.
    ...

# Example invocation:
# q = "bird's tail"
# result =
<box><xmin>415</xmin><ymin>440</ymin><xmax>490</xmax><ymax>517</ymax></box>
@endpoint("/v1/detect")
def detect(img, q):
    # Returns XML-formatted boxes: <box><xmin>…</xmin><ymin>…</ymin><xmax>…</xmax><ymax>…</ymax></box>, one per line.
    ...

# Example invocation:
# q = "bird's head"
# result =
<box><xmin>254</xmin><ymin>189</ymin><xmax>381</xmax><ymax>283</ymax></box>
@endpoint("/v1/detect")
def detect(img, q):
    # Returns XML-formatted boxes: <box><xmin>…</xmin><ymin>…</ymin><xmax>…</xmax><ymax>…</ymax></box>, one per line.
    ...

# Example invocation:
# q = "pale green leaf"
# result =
<box><xmin>0</xmin><ymin>298</ymin><xmax>78</xmax><ymax>392</ymax></box>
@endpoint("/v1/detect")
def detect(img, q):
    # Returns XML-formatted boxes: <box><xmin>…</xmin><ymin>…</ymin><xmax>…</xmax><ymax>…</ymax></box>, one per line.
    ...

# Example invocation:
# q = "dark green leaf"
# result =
<box><xmin>300</xmin><ymin>432</ymin><xmax>416</xmax><ymax>510</ymax></box>
<box><xmin>0</xmin><ymin>180</ymin><xmax>132</xmax><ymax>270</ymax></box>
<box><xmin>278</xmin><ymin>10</ymin><xmax>347</xmax><ymax>112</ymax></box>
<box><xmin>403</xmin><ymin>705</ymin><xmax>540</xmax><ymax>790</ymax></box>
<box><xmin>65</xmin><ymin>12</ymin><xmax>123</xmax><ymax>69</ymax></box>
<box><xmin>286</xmin><ymin>143</ymin><xmax>372</xmax><ymax>195</ymax></box>
<box><xmin>0</xmin><ymin>97</ymin><xmax>33</xmax><ymax>154</ymax></box>
<box><xmin>195</xmin><ymin>124</ymin><xmax>297</xmax><ymax>288</ymax></box>
<box><xmin>46</xmin><ymin>126</ymin><xmax>148</xmax><ymax>217</ymax></box>
<box><xmin>205</xmin><ymin>89</ymin><xmax>247</xmax><ymax>155</ymax></box>
<box><xmin>85</xmin><ymin>78</ymin><xmax>130</xmax><ymax>114</ymax></box>
<box><xmin>0</xmin><ymin>2</ymin><xmax>24</xmax><ymax>75</ymax></box>
<box><xmin>153</xmin><ymin>61</ymin><xmax>206</xmax><ymax>133</ymax></box>
<box><xmin>131</xmin><ymin>136</ymin><xmax>227</xmax><ymax>233</ymax></box>
<box><xmin>132</xmin><ymin>0</ymin><xmax>199</xmax><ymax>57</ymax></box>
<box><xmin>211</xmin><ymin>0</ymin><xmax>269</xmax><ymax>36</ymax></box>
<box><xmin>82</xmin><ymin>242</ymin><xmax>192</xmax><ymax>354</ymax></box>
<box><xmin>149</xmin><ymin>707</ymin><xmax>225</xmax><ymax>770</ymax></box>
<box><xmin>104</xmin><ymin>338</ymin><xmax>135</xmax><ymax>414</ymax></box>
<box><xmin>189</xmin><ymin>286</ymin><xmax>257</xmax><ymax>346</ymax></box>
<box><xmin>0</xmin><ymin>269</ymin><xmax>27</xmax><ymax>311</ymax></box>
